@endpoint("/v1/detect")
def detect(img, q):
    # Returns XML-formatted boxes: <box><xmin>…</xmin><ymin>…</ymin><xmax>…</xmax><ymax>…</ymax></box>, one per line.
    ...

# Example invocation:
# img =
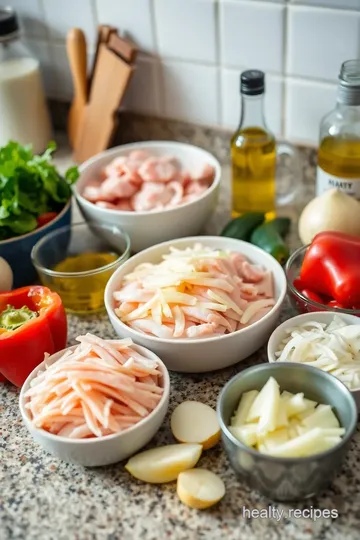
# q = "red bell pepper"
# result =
<box><xmin>301</xmin><ymin>289</ymin><xmax>324</xmax><ymax>304</ymax></box>
<box><xmin>300</xmin><ymin>231</ymin><xmax>360</xmax><ymax>309</ymax></box>
<box><xmin>293</xmin><ymin>278</ymin><xmax>326</xmax><ymax>303</ymax></box>
<box><xmin>0</xmin><ymin>286</ymin><xmax>67</xmax><ymax>387</ymax></box>
<box><xmin>293</xmin><ymin>278</ymin><xmax>304</xmax><ymax>292</ymax></box>
<box><xmin>327</xmin><ymin>300</ymin><xmax>345</xmax><ymax>309</ymax></box>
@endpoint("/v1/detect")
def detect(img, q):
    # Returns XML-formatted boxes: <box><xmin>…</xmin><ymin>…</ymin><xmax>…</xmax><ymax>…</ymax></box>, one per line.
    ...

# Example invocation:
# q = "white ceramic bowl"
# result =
<box><xmin>104</xmin><ymin>236</ymin><xmax>287</xmax><ymax>373</ymax></box>
<box><xmin>74</xmin><ymin>141</ymin><xmax>221</xmax><ymax>253</ymax></box>
<box><xmin>267</xmin><ymin>311</ymin><xmax>360</xmax><ymax>411</ymax></box>
<box><xmin>19</xmin><ymin>343</ymin><xmax>170</xmax><ymax>466</ymax></box>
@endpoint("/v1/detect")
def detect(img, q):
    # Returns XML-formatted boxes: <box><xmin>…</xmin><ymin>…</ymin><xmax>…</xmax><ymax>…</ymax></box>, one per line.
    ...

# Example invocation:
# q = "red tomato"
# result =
<box><xmin>328</xmin><ymin>300</ymin><xmax>345</xmax><ymax>309</ymax></box>
<box><xmin>37</xmin><ymin>212</ymin><xmax>58</xmax><ymax>228</ymax></box>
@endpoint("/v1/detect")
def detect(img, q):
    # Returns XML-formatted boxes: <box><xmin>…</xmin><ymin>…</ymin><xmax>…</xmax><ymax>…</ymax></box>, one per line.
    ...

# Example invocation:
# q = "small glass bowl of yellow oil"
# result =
<box><xmin>31</xmin><ymin>222</ymin><xmax>131</xmax><ymax>314</ymax></box>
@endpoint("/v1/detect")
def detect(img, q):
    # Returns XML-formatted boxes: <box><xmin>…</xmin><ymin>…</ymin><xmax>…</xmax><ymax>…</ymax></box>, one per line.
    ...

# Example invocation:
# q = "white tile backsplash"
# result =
<box><xmin>46</xmin><ymin>44</ymin><xmax>72</xmax><ymax>100</ymax></box>
<box><xmin>43</xmin><ymin>0</ymin><xmax>96</xmax><ymax>46</ymax></box>
<box><xmin>48</xmin><ymin>43</ymin><xmax>94</xmax><ymax>101</ymax></box>
<box><xmin>123</xmin><ymin>55</ymin><xmax>161</xmax><ymax>116</ymax></box>
<box><xmin>24</xmin><ymin>39</ymin><xmax>53</xmax><ymax>95</ymax></box>
<box><xmin>287</xmin><ymin>5</ymin><xmax>360</xmax><ymax>81</ymax></box>
<box><xmin>95</xmin><ymin>0</ymin><xmax>155</xmax><ymax>53</ymax></box>
<box><xmin>6</xmin><ymin>0</ymin><xmax>46</xmax><ymax>38</ymax></box>
<box><xmin>220</xmin><ymin>0</ymin><xmax>285</xmax><ymax>73</ymax></box>
<box><xmin>285</xmin><ymin>78</ymin><xmax>337</xmax><ymax>144</ymax></box>
<box><xmin>290</xmin><ymin>0</ymin><xmax>360</xmax><ymax>10</ymax></box>
<box><xmin>160</xmin><ymin>61</ymin><xmax>219</xmax><ymax>126</ymax></box>
<box><xmin>221</xmin><ymin>68</ymin><xmax>283</xmax><ymax>137</ymax></box>
<box><xmin>155</xmin><ymin>0</ymin><xmax>217</xmax><ymax>64</ymax></box>
<box><xmin>8</xmin><ymin>0</ymin><xmax>360</xmax><ymax>145</ymax></box>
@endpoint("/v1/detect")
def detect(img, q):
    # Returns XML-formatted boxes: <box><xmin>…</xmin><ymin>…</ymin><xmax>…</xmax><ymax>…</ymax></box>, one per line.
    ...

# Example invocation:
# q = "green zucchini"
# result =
<box><xmin>268</xmin><ymin>217</ymin><xmax>291</xmax><ymax>238</ymax></box>
<box><xmin>250</xmin><ymin>221</ymin><xmax>290</xmax><ymax>265</ymax></box>
<box><xmin>220</xmin><ymin>212</ymin><xmax>265</xmax><ymax>241</ymax></box>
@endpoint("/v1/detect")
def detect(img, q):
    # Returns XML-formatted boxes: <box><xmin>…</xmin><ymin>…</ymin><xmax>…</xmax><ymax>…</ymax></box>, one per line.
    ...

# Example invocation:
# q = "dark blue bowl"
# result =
<box><xmin>0</xmin><ymin>200</ymin><xmax>72</xmax><ymax>288</ymax></box>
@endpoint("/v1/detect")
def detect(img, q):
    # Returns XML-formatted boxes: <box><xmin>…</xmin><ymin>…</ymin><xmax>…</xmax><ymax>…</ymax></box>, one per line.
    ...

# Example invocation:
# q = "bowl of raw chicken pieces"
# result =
<box><xmin>74</xmin><ymin>141</ymin><xmax>221</xmax><ymax>252</ymax></box>
<box><xmin>105</xmin><ymin>236</ymin><xmax>287</xmax><ymax>372</ymax></box>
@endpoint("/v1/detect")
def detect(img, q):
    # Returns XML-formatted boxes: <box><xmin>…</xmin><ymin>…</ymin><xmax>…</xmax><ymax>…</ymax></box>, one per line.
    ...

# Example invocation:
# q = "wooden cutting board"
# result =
<box><xmin>73</xmin><ymin>44</ymin><xmax>134</xmax><ymax>163</ymax></box>
<box><xmin>89</xmin><ymin>25</ymin><xmax>115</xmax><ymax>88</ymax></box>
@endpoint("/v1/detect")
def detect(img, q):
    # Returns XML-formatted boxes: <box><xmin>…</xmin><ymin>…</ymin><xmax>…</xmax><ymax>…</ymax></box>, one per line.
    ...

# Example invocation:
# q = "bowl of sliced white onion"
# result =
<box><xmin>267</xmin><ymin>311</ymin><xmax>360</xmax><ymax>411</ymax></box>
<box><xmin>105</xmin><ymin>236</ymin><xmax>287</xmax><ymax>373</ymax></box>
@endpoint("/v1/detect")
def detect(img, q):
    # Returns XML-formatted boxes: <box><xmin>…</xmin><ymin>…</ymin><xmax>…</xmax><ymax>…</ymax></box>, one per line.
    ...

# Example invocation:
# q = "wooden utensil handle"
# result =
<box><xmin>107</xmin><ymin>33</ymin><xmax>138</xmax><ymax>64</ymax></box>
<box><xmin>66</xmin><ymin>28</ymin><xmax>87</xmax><ymax>102</ymax></box>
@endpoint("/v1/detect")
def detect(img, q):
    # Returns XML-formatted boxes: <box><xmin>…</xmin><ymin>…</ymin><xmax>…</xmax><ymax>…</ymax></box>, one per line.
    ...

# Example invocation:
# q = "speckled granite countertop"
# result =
<box><xmin>1</xmin><ymin>135</ymin><xmax>360</xmax><ymax>540</ymax></box>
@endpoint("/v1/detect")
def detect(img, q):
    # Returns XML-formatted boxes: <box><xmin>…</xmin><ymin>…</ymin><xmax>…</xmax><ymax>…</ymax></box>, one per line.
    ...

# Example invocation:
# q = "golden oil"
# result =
<box><xmin>317</xmin><ymin>137</ymin><xmax>360</xmax><ymax>195</ymax></box>
<box><xmin>49</xmin><ymin>252</ymin><xmax>119</xmax><ymax>314</ymax></box>
<box><xmin>316</xmin><ymin>60</ymin><xmax>360</xmax><ymax>198</ymax></box>
<box><xmin>231</xmin><ymin>70</ymin><xmax>276</xmax><ymax>219</ymax></box>
<box><xmin>231</xmin><ymin>127</ymin><xmax>276</xmax><ymax>218</ymax></box>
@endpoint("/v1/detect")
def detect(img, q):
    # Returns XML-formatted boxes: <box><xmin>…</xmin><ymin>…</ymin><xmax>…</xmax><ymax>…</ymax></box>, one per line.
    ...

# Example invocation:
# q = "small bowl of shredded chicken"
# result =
<box><xmin>74</xmin><ymin>141</ymin><xmax>221</xmax><ymax>252</ymax></box>
<box><xmin>105</xmin><ymin>237</ymin><xmax>287</xmax><ymax>373</ymax></box>
<box><xmin>19</xmin><ymin>334</ymin><xmax>170</xmax><ymax>466</ymax></box>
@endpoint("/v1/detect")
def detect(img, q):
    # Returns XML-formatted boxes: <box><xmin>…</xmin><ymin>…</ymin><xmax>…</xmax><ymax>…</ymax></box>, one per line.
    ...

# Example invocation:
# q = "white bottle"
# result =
<box><xmin>0</xmin><ymin>7</ymin><xmax>52</xmax><ymax>153</ymax></box>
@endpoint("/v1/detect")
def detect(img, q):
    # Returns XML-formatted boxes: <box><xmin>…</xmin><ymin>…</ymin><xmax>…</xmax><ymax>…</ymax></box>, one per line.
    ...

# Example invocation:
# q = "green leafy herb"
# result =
<box><xmin>0</xmin><ymin>141</ymin><xmax>79</xmax><ymax>240</ymax></box>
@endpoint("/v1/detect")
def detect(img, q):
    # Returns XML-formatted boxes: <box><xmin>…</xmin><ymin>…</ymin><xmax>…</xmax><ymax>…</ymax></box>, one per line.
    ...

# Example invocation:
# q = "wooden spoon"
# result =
<box><xmin>66</xmin><ymin>28</ymin><xmax>88</xmax><ymax>148</ymax></box>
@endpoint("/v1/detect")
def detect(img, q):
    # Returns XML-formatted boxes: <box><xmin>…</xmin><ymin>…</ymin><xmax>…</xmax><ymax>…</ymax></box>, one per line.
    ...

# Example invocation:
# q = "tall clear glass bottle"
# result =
<box><xmin>317</xmin><ymin>59</ymin><xmax>360</xmax><ymax>199</ymax></box>
<box><xmin>0</xmin><ymin>6</ymin><xmax>51</xmax><ymax>153</ymax></box>
<box><xmin>231</xmin><ymin>70</ymin><xmax>276</xmax><ymax>218</ymax></box>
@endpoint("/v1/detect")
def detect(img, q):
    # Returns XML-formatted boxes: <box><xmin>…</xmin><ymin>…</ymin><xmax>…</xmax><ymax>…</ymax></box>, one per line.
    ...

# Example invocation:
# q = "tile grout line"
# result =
<box><xmin>36</xmin><ymin>0</ymin><xmax>59</xmax><ymax>100</ymax></box>
<box><xmin>36</xmin><ymin>0</ymin><xmax>50</xmax><ymax>42</ymax></box>
<box><xmin>89</xmin><ymin>0</ymin><xmax>99</xmax><ymax>41</ymax></box>
<box><xmin>149</xmin><ymin>0</ymin><xmax>164</xmax><ymax>117</ymax></box>
<box><xmin>281</xmin><ymin>3</ymin><xmax>289</xmax><ymax>138</ymax></box>
<box><xmin>214</xmin><ymin>0</ymin><xmax>222</xmax><ymax>126</ymax></box>
<box><xmin>20</xmin><ymin>36</ymin><xmax>343</xmax><ymax>88</ymax></box>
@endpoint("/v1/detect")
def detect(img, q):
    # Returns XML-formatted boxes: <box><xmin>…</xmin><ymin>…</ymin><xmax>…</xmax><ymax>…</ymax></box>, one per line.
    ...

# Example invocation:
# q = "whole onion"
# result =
<box><xmin>298</xmin><ymin>188</ymin><xmax>360</xmax><ymax>245</ymax></box>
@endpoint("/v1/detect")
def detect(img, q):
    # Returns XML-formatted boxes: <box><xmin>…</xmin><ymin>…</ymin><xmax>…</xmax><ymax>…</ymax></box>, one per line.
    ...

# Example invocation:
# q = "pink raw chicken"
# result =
<box><xmin>100</xmin><ymin>174</ymin><xmax>138</xmax><ymax>199</ymax></box>
<box><xmin>139</xmin><ymin>156</ymin><xmax>179</xmax><ymax>183</ymax></box>
<box><xmin>24</xmin><ymin>334</ymin><xmax>164</xmax><ymax>439</ymax></box>
<box><xmin>113</xmin><ymin>243</ymin><xmax>276</xmax><ymax>339</ymax></box>
<box><xmin>82</xmin><ymin>150</ymin><xmax>215</xmax><ymax>212</ymax></box>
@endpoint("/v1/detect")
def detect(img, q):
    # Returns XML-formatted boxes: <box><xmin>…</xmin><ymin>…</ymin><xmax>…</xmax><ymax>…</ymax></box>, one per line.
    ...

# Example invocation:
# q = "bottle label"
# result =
<box><xmin>316</xmin><ymin>167</ymin><xmax>360</xmax><ymax>199</ymax></box>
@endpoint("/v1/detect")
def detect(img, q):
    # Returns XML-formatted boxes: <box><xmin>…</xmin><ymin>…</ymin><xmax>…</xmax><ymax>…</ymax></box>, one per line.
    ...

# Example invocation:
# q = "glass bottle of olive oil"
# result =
<box><xmin>231</xmin><ymin>70</ymin><xmax>276</xmax><ymax>218</ymax></box>
<box><xmin>317</xmin><ymin>60</ymin><xmax>360</xmax><ymax>199</ymax></box>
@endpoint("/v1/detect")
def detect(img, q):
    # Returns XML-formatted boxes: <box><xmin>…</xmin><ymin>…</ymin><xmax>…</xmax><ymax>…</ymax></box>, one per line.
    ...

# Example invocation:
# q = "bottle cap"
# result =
<box><xmin>338</xmin><ymin>59</ymin><xmax>360</xmax><ymax>106</ymax></box>
<box><xmin>0</xmin><ymin>7</ymin><xmax>19</xmax><ymax>40</ymax></box>
<box><xmin>240</xmin><ymin>70</ymin><xmax>265</xmax><ymax>96</ymax></box>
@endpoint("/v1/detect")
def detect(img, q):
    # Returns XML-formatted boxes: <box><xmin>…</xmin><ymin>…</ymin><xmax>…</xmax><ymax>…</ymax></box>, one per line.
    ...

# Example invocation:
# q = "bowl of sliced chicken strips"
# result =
<box><xmin>19</xmin><ymin>334</ymin><xmax>170</xmax><ymax>466</ymax></box>
<box><xmin>268</xmin><ymin>311</ymin><xmax>360</xmax><ymax>411</ymax></box>
<box><xmin>74</xmin><ymin>141</ymin><xmax>221</xmax><ymax>253</ymax></box>
<box><xmin>105</xmin><ymin>236</ymin><xmax>287</xmax><ymax>373</ymax></box>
